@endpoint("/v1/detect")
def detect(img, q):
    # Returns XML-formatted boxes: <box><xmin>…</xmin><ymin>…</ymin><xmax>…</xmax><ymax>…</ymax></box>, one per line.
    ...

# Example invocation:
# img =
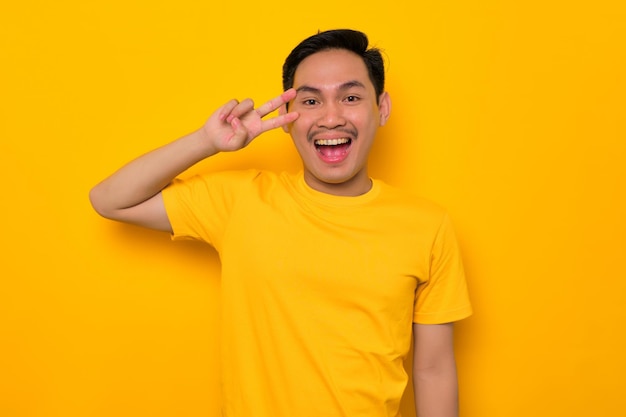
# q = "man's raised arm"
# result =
<box><xmin>89</xmin><ymin>89</ymin><xmax>298</xmax><ymax>232</ymax></box>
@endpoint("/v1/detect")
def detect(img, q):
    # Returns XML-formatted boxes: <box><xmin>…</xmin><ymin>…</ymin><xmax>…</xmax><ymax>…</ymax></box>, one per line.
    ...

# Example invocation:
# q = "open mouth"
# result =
<box><xmin>314</xmin><ymin>138</ymin><xmax>351</xmax><ymax>146</ymax></box>
<box><xmin>313</xmin><ymin>138</ymin><xmax>352</xmax><ymax>161</ymax></box>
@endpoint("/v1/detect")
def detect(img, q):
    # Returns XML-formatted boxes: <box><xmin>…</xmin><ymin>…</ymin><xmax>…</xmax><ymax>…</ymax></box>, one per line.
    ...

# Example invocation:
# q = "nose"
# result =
<box><xmin>316</xmin><ymin>101</ymin><xmax>346</xmax><ymax>129</ymax></box>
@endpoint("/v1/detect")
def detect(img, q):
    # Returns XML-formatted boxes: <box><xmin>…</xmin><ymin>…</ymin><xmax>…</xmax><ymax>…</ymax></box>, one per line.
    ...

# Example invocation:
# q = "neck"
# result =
<box><xmin>303</xmin><ymin>171</ymin><xmax>373</xmax><ymax>196</ymax></box>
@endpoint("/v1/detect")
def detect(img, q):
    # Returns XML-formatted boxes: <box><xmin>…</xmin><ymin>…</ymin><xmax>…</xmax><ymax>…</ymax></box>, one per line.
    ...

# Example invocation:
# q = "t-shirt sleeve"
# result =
<box><xmin>413</xmin><ymin>213</ymin><xmax>473</xmax><ymax>324</ymax></box>
<box><xmin>161</xmin><ymin>170</ymin><xmax>258</xmax><ymax>250</ymax></box>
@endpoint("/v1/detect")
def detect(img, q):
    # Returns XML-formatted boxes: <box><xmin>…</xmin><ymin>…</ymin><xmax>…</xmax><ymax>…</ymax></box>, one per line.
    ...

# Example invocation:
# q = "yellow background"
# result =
<box><xmin>1</xmin><ymin>0</ymin><xmax>625</xmax><ymax>416</ymax></box>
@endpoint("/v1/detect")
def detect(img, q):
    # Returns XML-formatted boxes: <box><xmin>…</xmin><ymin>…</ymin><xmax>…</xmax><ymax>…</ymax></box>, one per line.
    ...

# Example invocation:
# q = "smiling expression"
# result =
<box><xmin>283</xmin><ymin>48</ymin><xmax>391</xmax><ymax>196</ymax></box>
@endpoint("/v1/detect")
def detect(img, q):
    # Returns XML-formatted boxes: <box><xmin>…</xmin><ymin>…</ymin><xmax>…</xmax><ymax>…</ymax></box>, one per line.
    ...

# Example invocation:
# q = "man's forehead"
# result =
<box><xmin>295</xmin><ymin>80</ymin><xmax>367</xmax><ymax>94</ymax></box>
<box><xmin>292</xmin><ymin>49</ymin><xmax>373</xmax><ymax>91</ymax></box>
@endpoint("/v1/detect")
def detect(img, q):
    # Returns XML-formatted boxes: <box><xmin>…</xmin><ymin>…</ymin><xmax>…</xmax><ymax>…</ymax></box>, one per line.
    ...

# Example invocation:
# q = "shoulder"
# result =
<box><xmin>163</xmin><ymin>170</ymin><xmax>298</xmax><ymax>210</ymax></box>
<box><xmin>375</xmin><ymin>181</ymin><xmax>448</xmax><ymax>223</ymax></box>
<box><xmin>166</xmin><ymin>169</ymin><xmax>279</xmax><ymax>191</ymax></box>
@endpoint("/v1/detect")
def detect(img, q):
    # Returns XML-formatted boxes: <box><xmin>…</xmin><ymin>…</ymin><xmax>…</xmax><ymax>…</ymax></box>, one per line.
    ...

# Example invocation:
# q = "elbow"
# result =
<box><xmin>89</xmin><ymin>185</ymin><xmax>113</xmax><ymax>219</ymax></box>
<box><xmin>413</xmin><ymin>357</ymin><xmax>458</xmax><ymax>384</ymax></box>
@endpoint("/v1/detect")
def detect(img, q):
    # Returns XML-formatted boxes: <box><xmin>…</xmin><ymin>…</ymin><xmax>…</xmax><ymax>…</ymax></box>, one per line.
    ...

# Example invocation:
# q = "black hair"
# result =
<box><xmin>282</xmin><ymin>29</ymin><xmax>385</xmax><ymax>102</ymax></box>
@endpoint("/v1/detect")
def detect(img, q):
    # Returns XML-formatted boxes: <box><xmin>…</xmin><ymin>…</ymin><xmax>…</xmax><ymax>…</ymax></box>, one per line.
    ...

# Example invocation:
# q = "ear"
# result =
<box><xmin>278</xmin><ymin>103</ymin><xmax>290</xmax><ymax>133</ymax></box>
<box><xmin>377</xmin><ymin>91</ymin><xmax>391</xmax><ymax>126</ymax></box>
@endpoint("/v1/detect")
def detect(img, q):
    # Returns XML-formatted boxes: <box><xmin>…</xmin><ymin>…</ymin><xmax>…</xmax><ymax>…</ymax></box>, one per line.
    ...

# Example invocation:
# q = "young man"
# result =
<box><xmin>90</xmin><ymin>29</ymin><xmax>471</xmax><ymax>417</ymax></box>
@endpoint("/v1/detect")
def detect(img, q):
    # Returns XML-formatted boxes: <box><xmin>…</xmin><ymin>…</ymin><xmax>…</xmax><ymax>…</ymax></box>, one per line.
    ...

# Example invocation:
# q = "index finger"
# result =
<box><xmin>255</xmin><ymin>89</ymin><xmax>297</xmax><ymax>118</ymax></box>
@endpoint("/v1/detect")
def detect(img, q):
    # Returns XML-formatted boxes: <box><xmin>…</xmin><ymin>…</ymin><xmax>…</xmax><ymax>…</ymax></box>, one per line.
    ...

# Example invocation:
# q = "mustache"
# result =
<box><xmin>307</xmin><ymin>127</ymin><xmax>358</xmax><ymax>143</ymax></box>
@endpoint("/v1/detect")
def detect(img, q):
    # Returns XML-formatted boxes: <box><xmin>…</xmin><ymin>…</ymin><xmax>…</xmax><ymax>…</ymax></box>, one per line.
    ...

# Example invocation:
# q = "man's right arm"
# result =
<box><xmin>89</xmin><ymin>89</ymin><xmax>298</xmax><ymax>233</ymax></box>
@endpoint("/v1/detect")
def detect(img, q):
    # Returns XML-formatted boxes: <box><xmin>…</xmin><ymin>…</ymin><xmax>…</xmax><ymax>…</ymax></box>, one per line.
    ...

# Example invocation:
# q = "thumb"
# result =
<box><xmin>228</xmin><ymin>117</ymin><xmax>251</xmax><ymax>148</ymax></box>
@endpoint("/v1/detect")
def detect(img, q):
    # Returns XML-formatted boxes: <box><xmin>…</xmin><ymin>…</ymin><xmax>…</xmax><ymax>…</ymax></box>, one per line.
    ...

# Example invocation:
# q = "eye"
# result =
<box><xmin>344</xmin><ymin>95</ymin><xmax>360</xmax><ymax>103</ymax></box>
<box><xmin>302</xmin><ymin>98</ymin><xmax>318</xmax><ymax>106</ymax></box>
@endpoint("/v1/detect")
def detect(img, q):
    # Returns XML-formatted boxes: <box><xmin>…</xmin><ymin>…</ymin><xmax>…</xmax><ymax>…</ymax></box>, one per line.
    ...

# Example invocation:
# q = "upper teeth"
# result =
<box><xmin>315</xmin><ymin>138</ymin><xmax>350</xmax><ymax>146</ymax></box>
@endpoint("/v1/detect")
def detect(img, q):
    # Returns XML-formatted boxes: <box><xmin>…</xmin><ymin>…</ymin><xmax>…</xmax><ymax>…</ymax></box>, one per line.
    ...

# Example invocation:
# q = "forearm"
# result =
<box><xmin>413</xmin><ymin>360</ymin><xmax>459</xmax><ymax>417</ymax></box>
<box><xmin>89</xmin><ymin>128</ymin><xmax>215</xmax><ymax>217</ymax></box>
<box><xmin>89</xmin><ymin>90</ymin><xmax>298</xmax><ymax>227</ymax></box>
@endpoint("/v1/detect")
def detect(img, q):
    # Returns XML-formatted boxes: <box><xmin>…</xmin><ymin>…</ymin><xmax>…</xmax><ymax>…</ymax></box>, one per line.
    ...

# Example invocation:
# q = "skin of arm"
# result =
<box><xmin>89</xmin><ymin>89</ymin><xmax>298</xmax><ymax>232</ymax></box>
<box><xmin>413</xmin><ymin>323</ymin><xmax>459</xmax><ymax>417</ymax></box>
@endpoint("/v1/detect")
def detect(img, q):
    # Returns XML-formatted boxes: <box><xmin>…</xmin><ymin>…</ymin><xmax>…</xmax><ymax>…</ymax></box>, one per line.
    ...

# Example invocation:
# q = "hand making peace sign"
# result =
<box><xmin>202</xmin><ymin>88</ymin><xmax>299</xmax><ymax>152</ymax></box>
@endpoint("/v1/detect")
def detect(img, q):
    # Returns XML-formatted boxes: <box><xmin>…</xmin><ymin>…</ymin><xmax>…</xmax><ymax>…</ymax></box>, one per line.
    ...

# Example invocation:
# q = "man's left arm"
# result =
<box><xmin>413</xmin><ymin>322</ymin><xmax>459</xmax><ymax>417</ymax></box>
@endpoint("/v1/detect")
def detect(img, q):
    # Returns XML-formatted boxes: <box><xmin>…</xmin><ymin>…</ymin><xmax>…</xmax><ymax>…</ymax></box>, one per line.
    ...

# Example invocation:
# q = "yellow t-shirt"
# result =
<box><xmin>162</xmin><ymin>170</ymin><xmax>472</xmax><ymax>417</ymax></box>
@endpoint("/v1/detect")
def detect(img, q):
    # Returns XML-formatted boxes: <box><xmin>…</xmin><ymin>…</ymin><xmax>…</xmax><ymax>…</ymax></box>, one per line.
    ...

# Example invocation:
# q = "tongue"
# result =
<box><xmin>318</xmin><ymin>143</ymin><xmax>349</xmax><ymax>158</ymax></box>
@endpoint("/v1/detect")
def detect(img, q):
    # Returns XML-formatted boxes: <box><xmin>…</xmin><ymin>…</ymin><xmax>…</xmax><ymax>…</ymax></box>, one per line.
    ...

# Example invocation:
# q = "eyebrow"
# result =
<box><xmin>295</xmin><ymin>80</ymin><xmax>367</xmax><ymax>95</ymax></box>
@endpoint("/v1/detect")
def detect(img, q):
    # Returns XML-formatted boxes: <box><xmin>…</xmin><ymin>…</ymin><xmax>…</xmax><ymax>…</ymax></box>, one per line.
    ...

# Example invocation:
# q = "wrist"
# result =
<box><xmin>190</xmin><ymin>126</ymin><xmax>219</xmax><ymax>158</ymax></box>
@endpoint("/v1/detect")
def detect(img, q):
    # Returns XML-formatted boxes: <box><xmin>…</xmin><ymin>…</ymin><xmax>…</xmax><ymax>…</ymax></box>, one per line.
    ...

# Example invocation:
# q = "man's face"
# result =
<box><xmin>284</xmin><ymin>48</ymin><xmax>390</xmax><ymax>196</ymax></box>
